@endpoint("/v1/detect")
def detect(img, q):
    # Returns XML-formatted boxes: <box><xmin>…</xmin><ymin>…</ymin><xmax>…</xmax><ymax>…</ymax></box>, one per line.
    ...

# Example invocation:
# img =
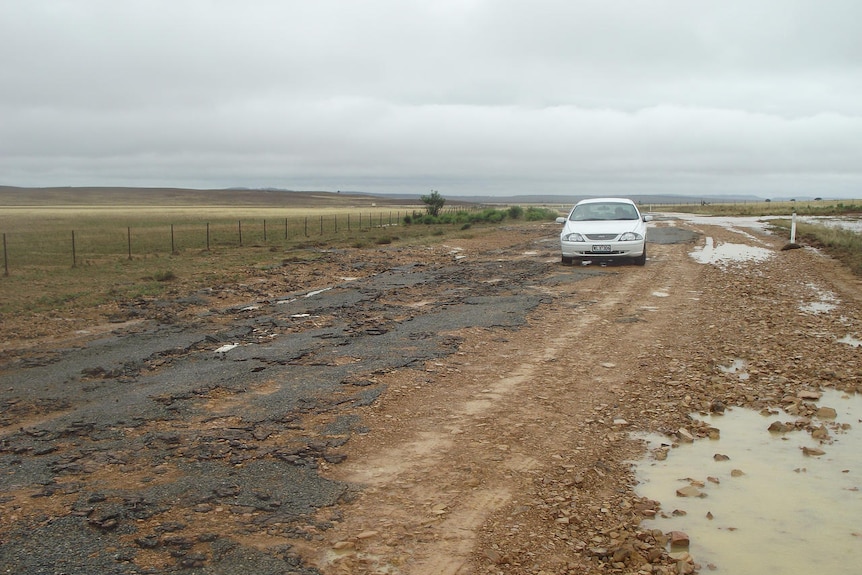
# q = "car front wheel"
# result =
<box><xmin>562</xmin><ymin>255</ymin><xmax>574</xmax><ymax>266</ymax></box>
<box><xmin>634</xmin><ymin>245</ymin><xmax>646</xmax><ymax>266</ymax></box>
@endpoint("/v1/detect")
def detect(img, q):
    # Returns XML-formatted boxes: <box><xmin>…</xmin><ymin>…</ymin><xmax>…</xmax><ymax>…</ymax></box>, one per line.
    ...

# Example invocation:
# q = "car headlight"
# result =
<box><xmin>563</xmin><ymin>233</ymin><xmax>586</xmax><ymax>242</ymax></box>
<box><xmin>619</xmin><ymin>232</ymin><xmax>643</xmax><ymax>241</ymax></box>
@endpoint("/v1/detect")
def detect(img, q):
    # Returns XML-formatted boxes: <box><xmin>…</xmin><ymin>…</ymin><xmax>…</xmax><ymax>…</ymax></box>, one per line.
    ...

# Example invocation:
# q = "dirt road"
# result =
<box><xmin>1</xmin><ymin>215</ymin><xmax>860</xmax><ymax>574</ymax></box>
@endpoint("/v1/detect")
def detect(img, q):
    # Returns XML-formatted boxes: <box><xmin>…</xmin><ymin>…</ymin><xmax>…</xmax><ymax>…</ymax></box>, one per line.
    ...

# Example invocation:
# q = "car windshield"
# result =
<box><xmin>569</xmin><ymin>202</ymin><xmax>639</xmax><ymax>221</ymax></box>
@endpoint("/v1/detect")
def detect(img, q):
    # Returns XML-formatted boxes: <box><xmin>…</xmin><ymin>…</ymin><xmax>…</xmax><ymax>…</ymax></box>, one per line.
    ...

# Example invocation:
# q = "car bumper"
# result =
<box><xmin>561</xmin><ymin>240</ymin><xmax>645</xmax><ymax>258</ymax></box>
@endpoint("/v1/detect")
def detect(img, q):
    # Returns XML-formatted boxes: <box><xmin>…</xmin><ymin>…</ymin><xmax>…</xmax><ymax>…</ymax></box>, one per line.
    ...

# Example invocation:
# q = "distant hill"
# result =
<box><xmin>0</xmin><ymin>186</ymin><xmax>422</xmax><ymax>207</ymax></box>
<box><xmin>435</xmin><ymin>193</ymin><xmax>766</xmax><ymax>205</ymax></box>
<box><xmin>0</xmin><ymin>185</ymin><xmax>768</xmax><ymax>208</ymax></box>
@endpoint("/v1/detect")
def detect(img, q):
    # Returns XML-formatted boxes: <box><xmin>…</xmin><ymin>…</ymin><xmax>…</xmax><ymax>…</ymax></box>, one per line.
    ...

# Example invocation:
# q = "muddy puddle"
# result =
<box><xmin>635</xmin><ymin>389</ymin><xmax>862</xmax><ymax>573</ymax></box>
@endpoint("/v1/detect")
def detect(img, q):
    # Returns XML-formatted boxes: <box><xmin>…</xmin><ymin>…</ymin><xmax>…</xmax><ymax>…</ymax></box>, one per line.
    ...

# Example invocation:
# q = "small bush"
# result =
<box><xmin>524</xmin><ymin>207</ymin><xmax>561</xmax><ymax>221</ymax></box>
<box><xmin>396</xmin><ymin>205</ymin><xmax>558</xmax><ymax>226</ymax></box>
<box><xmin>152</xmin><ymin>270</ymin><xmax>177</xmax><ymax>282</ymax></box>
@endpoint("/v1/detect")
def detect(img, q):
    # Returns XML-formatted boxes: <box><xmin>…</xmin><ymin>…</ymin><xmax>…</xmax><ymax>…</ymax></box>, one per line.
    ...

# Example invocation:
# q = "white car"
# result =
<box><xmin>556</xmin><ymin>198</ymin><xmax>651</xmax><ymax>266</ymax></box>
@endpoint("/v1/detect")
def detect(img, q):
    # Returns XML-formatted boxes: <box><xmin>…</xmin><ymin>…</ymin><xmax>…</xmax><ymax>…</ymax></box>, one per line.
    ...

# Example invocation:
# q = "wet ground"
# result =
<box><xmin>1</xmin><ymin>217</ymin><xmax>860</xmax><ymax>574</ymax></box>
<box><xmin>637</xmin><ymin>388</ymin><xmax>862</xmax><ymax>573</ymax></box>
<box><xmin>0</xmin><ymin>236</ymin><xmax>567</xmax><ymax>573</ymax></box>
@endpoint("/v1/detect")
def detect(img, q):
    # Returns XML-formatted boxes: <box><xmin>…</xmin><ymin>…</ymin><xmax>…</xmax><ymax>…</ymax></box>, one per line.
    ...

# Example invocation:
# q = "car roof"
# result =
<box><xmin>575</xmin><ymin>197</ymin><xmax>636</xmax><ymax>206</ymax></box>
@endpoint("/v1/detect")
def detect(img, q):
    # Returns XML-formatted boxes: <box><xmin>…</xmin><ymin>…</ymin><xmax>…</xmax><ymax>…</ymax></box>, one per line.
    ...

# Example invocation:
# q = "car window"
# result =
<box><xmin>570</xmin><ymin>203</ymin><xmax>638</xmax><ymax>221</ymax></box>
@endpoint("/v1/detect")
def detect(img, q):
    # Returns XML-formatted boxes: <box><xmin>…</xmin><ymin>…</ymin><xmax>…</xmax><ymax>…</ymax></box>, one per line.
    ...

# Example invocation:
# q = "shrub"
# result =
<box><xmin>507</xmin><ymin>205</ymin><xmax>525</xmax><ymax>219</ymax></box>
<box><xmin>524</xmin><ymin>207</ymin><xmax>561</xmax><ymax>221</ymax></box>
<box><xmin>420</xmin><ymin>190</ymin><xmax>446</xmax><ymax>217</ymax></box>
<box><xmin>152</xmin><ymin>270</ymin><xmax>177</xmax><ymax>282</ymax></box>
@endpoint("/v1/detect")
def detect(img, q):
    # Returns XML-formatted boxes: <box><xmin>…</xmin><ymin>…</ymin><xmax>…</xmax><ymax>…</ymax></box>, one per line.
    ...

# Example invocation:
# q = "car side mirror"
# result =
<box><xmin>555</xmin><ymin>217</ymin><xmax>567</xmax><ymax>224</ymax></box>
<box><xmin>642</xmin><ymin>215</ymin><xmax>653</xmax><ymax>222</ymax></box>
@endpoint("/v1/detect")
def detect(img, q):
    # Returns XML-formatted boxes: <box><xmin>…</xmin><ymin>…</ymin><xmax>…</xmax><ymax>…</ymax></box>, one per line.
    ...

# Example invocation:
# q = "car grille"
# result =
<box><xmin>585</xmin><ymin>234</ymin><xmax>618</xmax><ymax>241</ymax></box>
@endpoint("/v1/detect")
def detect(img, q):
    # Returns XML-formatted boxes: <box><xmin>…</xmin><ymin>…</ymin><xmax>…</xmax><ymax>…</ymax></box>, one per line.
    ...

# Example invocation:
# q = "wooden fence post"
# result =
<box><xmin>3</xmin><ymin>233</ymin><xmax>8</xmax><ymax>276</ymax></box>
<box><xmin>71</xmin><ymin>230</ymin><xmax>76</xmax><ymax>268</ymax></box>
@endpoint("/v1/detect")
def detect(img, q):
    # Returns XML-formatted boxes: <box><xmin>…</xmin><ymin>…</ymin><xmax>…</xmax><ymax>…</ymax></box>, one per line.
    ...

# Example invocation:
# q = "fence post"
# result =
<box><xmin>206</xmin><ymin>222</ymin><xmax>210</xmax><ymax>251</ymax></box>
<box><xmin>3</xmin><ymin>233</ymin><xmax>8</xmax><ymax>276</ymax></box>
<box><xmin>334</xmin><ymin>214</ymin><xmax>338</xmax><ymax>233</ymax></box>
<box><xmin>263</xmin><ymin>219</ymin><xmax>267</xmax><ymax>242</ymax></box>
<box><xmin>304</xmin><ymin>217</ymin><xmax>308</xmax><ymax>237</ymax></box>
<box><xmin>171</xmin><ymin>224</ymin><xmax>175</xmax><ymax>254</ymax></box>
<box><xmin>238</xmin><ymin>220</ymin><xmax>243</xmax><ymax>246</ymax></box>
<box><xmin>71</xmin><ymin>230</ymin><xmax>76</xmax><ymax>268</ymax></box>
<box><xmin>284</xmin><ymin>217</ymin><xmax>288</xmax><ymax>240</ymax></box>
<box><xmin>348</xmin><ymin>213</ymin><xmax>351</xmax><ymax>231</ymax></box>
<box><xmin>127</xmin><ymin>227</ymin><xmax>132</xmax><ymax>260</ymax></box>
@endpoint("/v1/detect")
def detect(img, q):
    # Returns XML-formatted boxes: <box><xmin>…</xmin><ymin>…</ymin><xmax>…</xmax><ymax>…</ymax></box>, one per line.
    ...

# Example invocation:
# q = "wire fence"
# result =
<box><xmin>1</xmin><ymin>208</ymin><xmax>454</xmax><ymax>276</ymax></box>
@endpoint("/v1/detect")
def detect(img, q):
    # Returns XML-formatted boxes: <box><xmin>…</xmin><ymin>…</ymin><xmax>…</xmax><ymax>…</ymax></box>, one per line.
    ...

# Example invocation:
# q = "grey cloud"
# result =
<box><xmin>1</xmin><ymin>0</ymin><xmax>861</xmax><ymax>197</ymax></box>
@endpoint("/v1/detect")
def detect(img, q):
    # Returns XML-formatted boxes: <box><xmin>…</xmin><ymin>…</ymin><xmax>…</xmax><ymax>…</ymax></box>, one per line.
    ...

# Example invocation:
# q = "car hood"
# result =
<box><xmin>562</xmin><ymin>219</ymin><xmax>645</xmax><ymax>236</ymax></box>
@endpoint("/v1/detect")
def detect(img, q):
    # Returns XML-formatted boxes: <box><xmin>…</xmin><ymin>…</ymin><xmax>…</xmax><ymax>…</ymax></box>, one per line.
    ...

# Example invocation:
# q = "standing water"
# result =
<box><xmin>636</xmin><ymin>389</ymin><xmax>862</xmax><ymax>573</ymax></box>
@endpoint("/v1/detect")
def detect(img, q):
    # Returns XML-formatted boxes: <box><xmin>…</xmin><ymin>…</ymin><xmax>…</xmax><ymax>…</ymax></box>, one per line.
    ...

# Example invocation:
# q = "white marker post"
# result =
<box><xmin>790</xmin><ymin>212</ymin><xmax>797</xmax><ymax>244</ymax></box>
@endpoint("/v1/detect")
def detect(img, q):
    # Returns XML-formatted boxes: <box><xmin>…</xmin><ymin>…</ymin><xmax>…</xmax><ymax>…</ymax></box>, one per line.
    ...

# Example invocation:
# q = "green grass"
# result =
<box><xmin>769</xmin><ymin>219</ymin><xmax>862</xmax><ymax>275</ymax></box>
<box><xmin>402</xmin><ymin>205</ymin><xmax>560</xmax><ymax>226</ymax></box>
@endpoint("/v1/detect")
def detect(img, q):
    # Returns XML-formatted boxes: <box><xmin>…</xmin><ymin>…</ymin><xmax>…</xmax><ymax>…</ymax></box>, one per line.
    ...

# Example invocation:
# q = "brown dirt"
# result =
<box><xmin>290</xmin><ymin>218</ymin><xmax>862</xmax><ymax>574</ymax></box>
<box><xmin>2</xmin><ymin>216</ymin><xmax>861</xmax><ymax>574</ymax></box>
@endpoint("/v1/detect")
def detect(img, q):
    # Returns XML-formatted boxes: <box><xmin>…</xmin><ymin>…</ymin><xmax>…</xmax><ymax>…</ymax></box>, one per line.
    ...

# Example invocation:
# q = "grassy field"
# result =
<box><xmin>2</xmin><ymin>191</ymin><xmax>860</xmax><ymax>324</ymax></box>
<box><xmin>0</xmin><ymin>205</ymin><xmax>429</xmax><ymax>266</ymax></box>
<box><xmin>768</xmin><ymin>218</ymin><xmax>862</xmax><ymax>275</ymax></box>
<box><xmin>655</xmin><ymin>198</ymin><xmax>862</xmax><ymax>217</ymax></box>
<box><xmin>0</xmin><ymin>202</ymin><xmax>523</xmax><ymax>320</ymax></box>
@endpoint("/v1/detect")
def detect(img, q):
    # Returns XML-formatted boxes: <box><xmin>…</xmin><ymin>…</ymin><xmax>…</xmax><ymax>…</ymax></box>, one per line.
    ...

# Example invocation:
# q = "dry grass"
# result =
<box><xmin>659</xmin><ymin>198</ymin><xmax>862</xmax><ymax>217</ymax></box>
<box><xmin>0</xmin><ymin>203</ymin><xmax>493</xmax><ymax>319</ymax></box>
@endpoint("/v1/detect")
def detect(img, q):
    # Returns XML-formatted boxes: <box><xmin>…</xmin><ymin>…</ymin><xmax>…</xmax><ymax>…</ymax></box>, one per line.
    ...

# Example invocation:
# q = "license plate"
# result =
<box><xmin>591</xmin><ymin>245</ymin><xmax>612</xmax><ymax>253</ymax></box>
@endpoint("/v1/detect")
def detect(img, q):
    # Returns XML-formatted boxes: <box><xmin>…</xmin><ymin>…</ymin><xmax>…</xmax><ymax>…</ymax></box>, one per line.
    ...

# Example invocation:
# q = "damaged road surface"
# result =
<box><xmin>2</xmin><ymin>219</ymin><xmax>861</xmax><ymax>575</ymax></box>
<box><xmin>0</xmin><ymin>228</ymin><xmax>576</xmax><ymax>574</ymax></box>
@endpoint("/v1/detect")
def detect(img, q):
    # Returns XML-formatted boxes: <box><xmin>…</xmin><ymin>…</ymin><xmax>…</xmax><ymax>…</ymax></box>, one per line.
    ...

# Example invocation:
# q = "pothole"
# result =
<box><xmin>635</xmin><ymin>389</ymin><xmax>862</xmax><ymax>573</ymax></box>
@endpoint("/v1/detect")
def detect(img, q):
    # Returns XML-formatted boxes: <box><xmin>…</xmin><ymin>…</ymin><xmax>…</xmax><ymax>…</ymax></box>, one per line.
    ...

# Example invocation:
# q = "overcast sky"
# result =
<box><xmin>2</xmin><ymin>1</ymin><xmax>861</xmax><ymax>198</ymax></box>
